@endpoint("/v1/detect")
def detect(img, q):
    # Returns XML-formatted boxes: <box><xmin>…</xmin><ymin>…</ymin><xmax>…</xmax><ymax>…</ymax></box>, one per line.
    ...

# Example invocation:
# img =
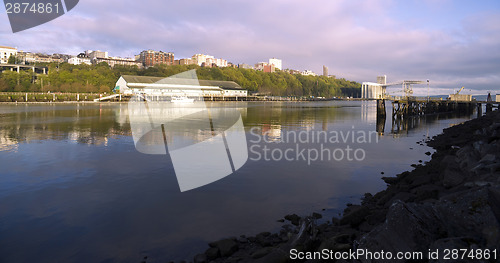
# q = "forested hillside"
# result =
<box><xmin>0</xmin><ymin>63</ymin><xmax>360</xmax><ymax>97</ymax></box>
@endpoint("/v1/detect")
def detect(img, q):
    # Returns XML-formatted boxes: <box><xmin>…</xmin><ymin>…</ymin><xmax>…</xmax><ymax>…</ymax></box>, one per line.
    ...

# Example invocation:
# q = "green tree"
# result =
<box><xmin>0</xmin><ymin>78</ymin><xmax>9</xmax><ymax>91</ymax></box>
<box><xmin>0</xmin><ymin>62</ymin><xmax>361</xmax><ymax>97</ymax></box>
<box><xmin>8</xmin><ymin>54</ymin><xmax>16</xmax><ymax>64</ymax></box>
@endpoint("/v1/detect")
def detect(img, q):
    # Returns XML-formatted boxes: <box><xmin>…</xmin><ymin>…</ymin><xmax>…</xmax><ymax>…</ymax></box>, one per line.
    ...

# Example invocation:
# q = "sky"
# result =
<box><xmin>1</xmin><ymin>0</ymin><xmax>500</xmax><ymax>96</ymax></box>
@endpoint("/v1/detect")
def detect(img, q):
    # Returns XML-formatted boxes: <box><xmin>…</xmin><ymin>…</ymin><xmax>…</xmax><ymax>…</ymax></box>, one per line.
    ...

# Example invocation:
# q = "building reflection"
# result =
<box><xmin>260</xmin><ymin>124</ymin><xmax>282</xmax><ymax>142</ymax></box>
<box><xmin>0</xmin><ymin>104</ymin><xmax>129</xmax><ymax>150</ymax></box>
<box><xmin>114</xmin><ymin>102</ymin><xmax>249</xmax><ymax>148</ymax></box>
<box><xmin>361</xmin><ymin>101</ymin><xmax>377</xmax><ymax>123</ymax></box>
<box><xmin>0</xmin><ymin>131</ymin><xmax>19</xmax><ymax>152</ymax></box>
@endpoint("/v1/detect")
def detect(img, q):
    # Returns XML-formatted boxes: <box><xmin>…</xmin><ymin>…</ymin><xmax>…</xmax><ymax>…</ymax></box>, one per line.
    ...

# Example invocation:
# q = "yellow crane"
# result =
<box><xmin>449</xmin><ymin>86</ymin><xmax>471</xmax><ymax>101</ymax></box>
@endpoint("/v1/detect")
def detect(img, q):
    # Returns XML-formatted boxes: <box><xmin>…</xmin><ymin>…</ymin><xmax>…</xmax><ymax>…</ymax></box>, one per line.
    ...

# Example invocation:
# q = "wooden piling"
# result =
<box><xmin>486</xmin><ymin>103</ymin><xmax>493</xmax><ymax>113</ymax></box>
<box><xmin>377</xmin><ymin>99</ymin><xmax>386</xmax><ymax>117</ymax></box>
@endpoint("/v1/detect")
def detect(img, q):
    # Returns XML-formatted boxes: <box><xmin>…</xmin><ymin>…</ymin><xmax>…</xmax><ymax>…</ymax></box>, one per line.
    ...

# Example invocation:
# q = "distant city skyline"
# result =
<box><xmin>1</xmin><ymin>0</ymin><xmax>500</xmax><ymax>95</ymax></box>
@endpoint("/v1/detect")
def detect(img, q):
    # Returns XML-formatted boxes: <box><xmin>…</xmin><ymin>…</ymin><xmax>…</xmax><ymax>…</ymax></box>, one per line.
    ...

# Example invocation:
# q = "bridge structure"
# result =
<box><xmin>384</xmin><ymin>80</ymin><xmax>426</xmax><ymax>98</ymax></box>
<box><xmin>0</xmin><ymin>63</ymin><xmax>48</xmax><ymax>74</ymax></box>
<box><xmin>361</xmin><ymin>79</ymin><xmax>427</xmax><ymax>100</ymax></box>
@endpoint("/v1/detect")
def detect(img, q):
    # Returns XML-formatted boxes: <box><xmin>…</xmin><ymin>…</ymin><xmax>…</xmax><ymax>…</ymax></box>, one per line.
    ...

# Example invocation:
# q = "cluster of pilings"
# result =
<box><xmin>478</xmin><ymin>102</ymin><xmax>496</xmax><ymax>115</ymax></box>
<box><xmin>375</xmin><ymin>98</ymin><xmax>484</xmax><ymax>135</ymax></box>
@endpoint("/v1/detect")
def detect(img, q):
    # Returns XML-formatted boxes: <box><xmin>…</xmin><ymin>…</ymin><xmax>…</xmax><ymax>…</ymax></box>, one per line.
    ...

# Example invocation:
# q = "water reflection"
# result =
<box><xmin>0</xmin><ymin>101</ymin><xmax>476</xmax><ymax>263</ymax></box>
<box><xmin>389</xmin><ymin>111</ymin><xmax>477</xmax><ymax>135</ymax></box>
<box><xmin>376</xmin><ymin>114</ymin><xmax>386</xmax><ymax>135</ymax></box>
<box><xmin>0</xmin><ymin>104</ymin><xmax>130</xmax><ymax>149</ymax></box>
<box><xmin>361</xmin><ymin>102</ymin><xmax>478</xmax><ymax>136</ymax></box>
<box><xmin>0</xmin><ymin>134</ymin><xmax>18</xmax><ymax>152</ymax></box>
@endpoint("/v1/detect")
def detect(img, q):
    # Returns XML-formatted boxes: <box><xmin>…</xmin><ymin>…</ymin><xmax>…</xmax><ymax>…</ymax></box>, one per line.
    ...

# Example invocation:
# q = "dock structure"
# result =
<box><xmin>390</xmin><ymin>99</ymin><xmax>478</xmax><ymax>117</ymax></box>
<box><xmin>378</xmin><ymin>97</ymin><xmax>499</xmax><ymax>122</ymax></box>
<box><xmin>114</xmin><ymin>75</ymin><xmax>248</xmax><ymax>101</ymax></box>
<box><xmin>363</xmin><ymin>76</ymin><xmax>497</xmax><ymax>118</ymax></box>
<box><xmin>94</xmin><ymin>94</ymin><xmax>121</xmax><ymax>102</ymax></box>
<box><xmin>373</xmin><ymin>98</ymin><xmax>492</xmax><ymax>135</ymax></box>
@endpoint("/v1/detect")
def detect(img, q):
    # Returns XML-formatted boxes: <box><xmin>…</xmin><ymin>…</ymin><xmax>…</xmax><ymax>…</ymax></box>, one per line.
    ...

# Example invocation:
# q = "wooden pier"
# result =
<box><xmin>390</xmin><ymin>99</ymin><xmax>478</xmax><ymax>117</ymax></box>
<box><xmin>374</xmin><ymin>98</ymin><xmax>499</xmax><ymax>135</ymax></box>
<box><xmin>375</xmin><ymin>98</ymin><xmax>499</xmax><ymax>133</ymax></box>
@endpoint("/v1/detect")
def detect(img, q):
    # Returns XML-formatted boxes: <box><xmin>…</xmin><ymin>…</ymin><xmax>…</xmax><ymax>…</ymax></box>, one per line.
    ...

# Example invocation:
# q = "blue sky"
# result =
<box><xmin>1</xmin><ymin>0</ymin><xmax>499</xmax><ymax>95</ymax></box>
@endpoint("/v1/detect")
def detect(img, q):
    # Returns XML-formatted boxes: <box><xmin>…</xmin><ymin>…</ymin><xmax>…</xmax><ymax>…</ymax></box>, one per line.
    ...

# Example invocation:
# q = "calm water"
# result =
<box><xmin>0</xmin><ymin>101</ymin><xmax>475</xmax><ymax>262</ymax></box>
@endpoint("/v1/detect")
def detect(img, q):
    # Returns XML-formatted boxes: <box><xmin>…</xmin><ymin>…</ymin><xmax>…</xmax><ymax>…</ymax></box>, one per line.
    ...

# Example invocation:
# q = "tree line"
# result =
<box><xmin>0</xmin><ymin>62</ymin><xmax>361</xmax><ymax>97</ymax></box>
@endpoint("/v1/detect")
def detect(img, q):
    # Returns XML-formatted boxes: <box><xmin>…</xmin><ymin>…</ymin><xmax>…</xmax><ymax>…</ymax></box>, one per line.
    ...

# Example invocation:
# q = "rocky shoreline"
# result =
<box><xmin>183</xmin><ymin>110</ymin><xmax>500</xmax><ymax>263</ymax></box>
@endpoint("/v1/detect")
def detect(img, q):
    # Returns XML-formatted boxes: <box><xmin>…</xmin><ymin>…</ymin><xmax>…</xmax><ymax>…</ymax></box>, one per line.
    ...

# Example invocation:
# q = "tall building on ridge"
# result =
<box><xmin>192</xmin><ymin>54</ymin><xmax>227</xmax><ymax>67</ymax></box>
<box><xmin>88</xmin><ymin>50</ymin><xmax>108</xmax><ymax>60</ymax></box>
<box><xmin>173</xmin><ymin>58</ymin><xmax>195</xmax><ymax>65</ymax></box>
<box><xmin>67</xmin><ymin>56</ymin><xmax>91</xmax><ymax>65</ymax></box>
<box><xmin>254</xmin><ymin>62</ymin><xmax>268</xmax><ymax>71</ymax></box>
<box><xmin>93</xmin><ymin>57</ymin><xmax>143</xmax><ymax>68</ymax></box>
<box><xmin>140</xmin><ymin>50</ymin><xmax>174</xmax><ymax>67</ymax></box>
<box><xmin>323</xmin><ymin>65</ymin><xmax>328</xmax><ymax>77</ymax></box>
<box><xmin>263</xmin><ymin>64</ymin><xmax>275</xmax><ymax>73</ymax></box>
<box><xmin>0</xmin><ymin>46</ymin><xmax>17</xmax><ymax>64</ymax></box>
<box><xmin>377</xmin><ymin>75</ymin><xmax>387</xmax><ymax>85</ymax></box>
<box><xmin>269</xmin><ymin>58</ymin><xmax>282</xmax><ymax>70</ymax></box>
<box><xmin>238</xmin><ymin>63</ymin><xmax>253</xmax><ymax>69</ymax></box>
<box><xmin>302</xmin><ymin>70</ymin><xmax>317</xmax><ymax>76</ymax></box>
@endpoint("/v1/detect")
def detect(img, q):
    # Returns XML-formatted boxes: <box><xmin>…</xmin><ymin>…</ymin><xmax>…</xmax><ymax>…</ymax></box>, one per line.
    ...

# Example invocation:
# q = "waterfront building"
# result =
<box><xmin>0</xmin><ymin>46</ymin><xmax>17</xmax><ymax>64</ymax></box>
<box><xmin>362</xmin><ymin>75</ymin><xmax>387</xmax><ymax>99</ymax></box>
<box><xmin>115</xmin><ymin>75</ymin><xmax>247</xmax><ymax>97</ymax></box>
<box><xmin>361</xmin><ymin>82</ymin><xmax>385</xmax><ymax>99</ymax></box>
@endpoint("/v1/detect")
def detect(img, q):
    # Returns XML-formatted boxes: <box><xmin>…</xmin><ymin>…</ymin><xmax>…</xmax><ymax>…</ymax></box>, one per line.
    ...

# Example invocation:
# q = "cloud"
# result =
<box><xmin>1</xmin><ymin>0</ymin><xmax>499</xmax><ymax>93</ymax></box>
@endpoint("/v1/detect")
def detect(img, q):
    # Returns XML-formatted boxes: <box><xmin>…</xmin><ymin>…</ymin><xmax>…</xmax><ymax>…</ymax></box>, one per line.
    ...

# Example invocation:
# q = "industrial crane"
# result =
<box><xmin>455</xmin><ymin>86</ymin><xmax>465</xmax><ymax>95</ymax></box>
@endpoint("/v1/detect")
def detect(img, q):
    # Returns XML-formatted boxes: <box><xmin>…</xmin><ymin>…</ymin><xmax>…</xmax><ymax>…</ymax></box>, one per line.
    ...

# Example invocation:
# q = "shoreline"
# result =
<box><xmin>0</xmin><ymin>92</ymin><xmax>363</xmax><ymax>103</ymax></box>
<box><xmin>0</xmin><ymin>99</ymin><xmax>360</xmax><ymax>104</ymax></box>
<box><xmin>187</xmin><ymin>110</ymin><xmax>500</xmax><ymax>263</ymax></box>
